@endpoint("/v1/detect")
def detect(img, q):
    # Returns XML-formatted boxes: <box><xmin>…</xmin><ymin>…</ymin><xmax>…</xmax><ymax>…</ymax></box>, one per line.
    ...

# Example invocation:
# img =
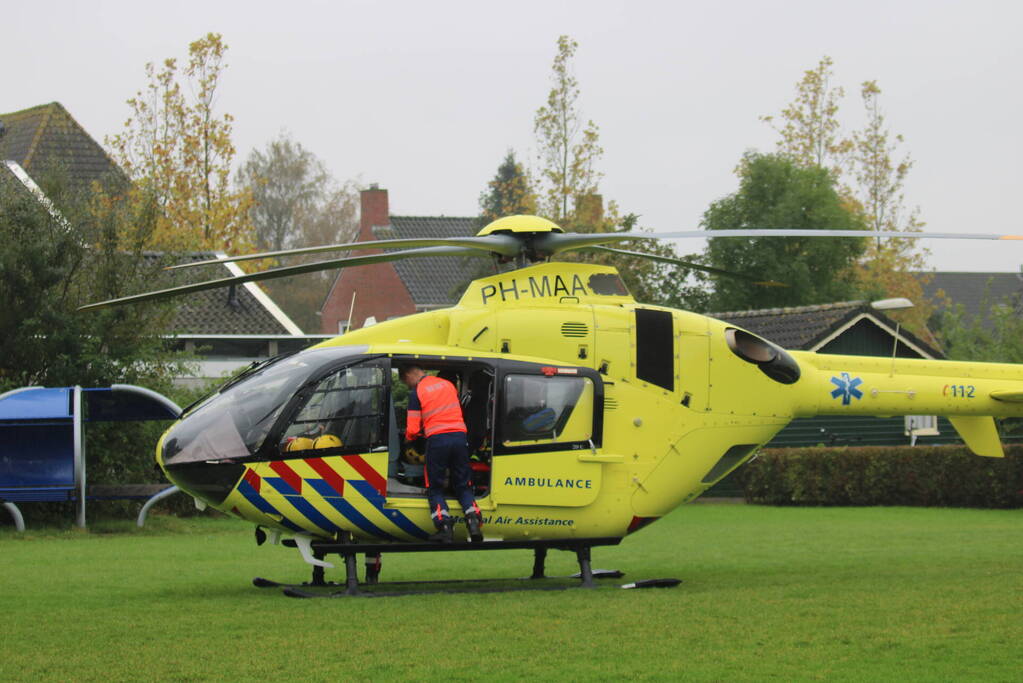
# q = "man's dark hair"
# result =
<box><xmin>398</xmin><ymin>363</ymin><xmax>424</xmax><ymax>378</ymax></box>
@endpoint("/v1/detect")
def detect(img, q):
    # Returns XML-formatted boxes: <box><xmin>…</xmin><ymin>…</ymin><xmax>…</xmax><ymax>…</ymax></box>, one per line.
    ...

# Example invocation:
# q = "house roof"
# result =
<box><xmin>0</xmin><ymin>168</ymin><xmax>296</xmax><ymax>336</ymax></box>
<box><xmin>146</xmin><ymin>253</ymin><xmax>302</xmax><ymax>336</ymax></box>
<box><xmin>0</xmin><ymin>102</ymin><xmax>125</xmax><ymax>191</ymax></box>
<box><xmin>373</xmin><ymin>216</ymin><xmax>482</xmax><ymax>306</ymax></box>
<box><xmin>711</xmin><ymin>300</ymin><xmax>941</xmax><ymax>358</ymax></box>
<box><xmin>921</xmin><ymin>271</ymin><xmax>1023</xmax><ymax>318</ymax></box>
<box><xmin>711</xmin><ymin>301</ymin><xmax>864</xmax><ymax>349</ymax></box>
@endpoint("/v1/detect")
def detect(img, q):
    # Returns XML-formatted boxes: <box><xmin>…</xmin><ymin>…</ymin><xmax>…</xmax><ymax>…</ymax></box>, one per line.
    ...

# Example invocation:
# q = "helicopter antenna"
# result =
<box><xmin>345</xmin><ymin>291</ymin><xmax>357</xmax><ymax>334</ymax></box>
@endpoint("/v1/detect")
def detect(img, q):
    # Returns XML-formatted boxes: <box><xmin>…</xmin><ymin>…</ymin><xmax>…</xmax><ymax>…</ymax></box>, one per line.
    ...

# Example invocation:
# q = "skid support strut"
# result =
<box><xmin>576</xmin><ymin>546</ymin><xmax>595</xmax><ymax>588</ymax></box>
<box><xmin>531</xmin><ymin>547</ymin><xmax>548</xmax><ymax>579</ymax></box>
<box><xmin>310</xmin><ymin>552</ymin><xmax>327</xmax><ymax>586</ymax></box>
<box><xmin>343</xmin><ymin>552</ymin><xmax>359</xmax><ymax>595</ymax></box>
<box><xmin>337</xmin><ymin>531</ymin><xmax>361</xmax><ymax>595</ymax></box>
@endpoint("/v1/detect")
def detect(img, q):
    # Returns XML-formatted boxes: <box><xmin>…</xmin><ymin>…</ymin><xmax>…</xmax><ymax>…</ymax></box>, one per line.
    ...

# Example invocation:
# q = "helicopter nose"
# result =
<box><xmin>163</xmin><ymin>458</ymin><xmax>245</xmax><ymax>506</ymax></box>
<box><xmin>159</xmin><ymin>428</ymin><xmax>247</xmax><ymax>507</ymax></box>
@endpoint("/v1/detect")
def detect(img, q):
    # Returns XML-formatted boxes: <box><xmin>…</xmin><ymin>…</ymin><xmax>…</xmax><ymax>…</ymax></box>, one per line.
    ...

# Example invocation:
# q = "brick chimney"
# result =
<box><xmin>360</xmin><ymin>184</ymin><xmax>389</xmax><ymax>242</ymax></box>
<box><xmin>320</xmin><ymin>182</ymin><xmax>415</xmax><ymax>333</ymax></box>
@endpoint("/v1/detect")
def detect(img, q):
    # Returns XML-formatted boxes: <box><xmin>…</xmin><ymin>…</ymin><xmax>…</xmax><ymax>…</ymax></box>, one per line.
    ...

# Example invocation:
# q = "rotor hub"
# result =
<box><xmin>475</xmin><ymin>215</ymin><xmax>564</xmax><ymax>237</ymax></box>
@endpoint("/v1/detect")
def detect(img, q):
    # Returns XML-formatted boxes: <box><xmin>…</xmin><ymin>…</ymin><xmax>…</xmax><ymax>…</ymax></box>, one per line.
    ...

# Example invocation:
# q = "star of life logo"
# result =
<box><xmin>830</xmin><ymin>372</ymin><xmax>864</xmax><ymax>406</ymax></box>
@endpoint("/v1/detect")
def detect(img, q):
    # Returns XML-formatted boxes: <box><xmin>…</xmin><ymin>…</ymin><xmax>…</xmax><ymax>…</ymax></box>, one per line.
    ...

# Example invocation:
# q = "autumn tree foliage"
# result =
<box><xmin>526</xmin><ymin>35</ymin><xmax>700</xmax><ymax>307</ymax></box>
<box><xmin>848</xmin><ymin>81</ymin><xmax>934</xmax><ymax>335</ymax></box>
<box><xmin>533</xmin><ymin>35</ymin><xmax>603</xmax><ymax>227</ymax></box>
<box><xmin>761</xmin><ymin>56</ymin><xmax>851</xmax><ymax>179</ymax></box>
<box><xmin>106</xmin><ymin>33</ymin><xmax>253</xmax><ymax>254</ymax></box>
<box><xmin>762</xmin><ymin>58</ymin><xmax>936</xmax><ymax>337</ymax></box>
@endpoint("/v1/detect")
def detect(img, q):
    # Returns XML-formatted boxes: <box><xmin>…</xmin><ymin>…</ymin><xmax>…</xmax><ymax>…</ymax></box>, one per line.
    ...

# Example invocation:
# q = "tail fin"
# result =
<box><xmin>948</xmin><ymin>416</ymin><xmax>1003</xmax><ymax>458</ymax></box>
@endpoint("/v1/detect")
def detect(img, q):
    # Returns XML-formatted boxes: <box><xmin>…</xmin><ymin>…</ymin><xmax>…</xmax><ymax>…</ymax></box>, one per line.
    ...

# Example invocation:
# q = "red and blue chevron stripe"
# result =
<box><xmin>233</xmin><ymin>455</ymin><xmax>429</xmax><ymax>540</ymax></box>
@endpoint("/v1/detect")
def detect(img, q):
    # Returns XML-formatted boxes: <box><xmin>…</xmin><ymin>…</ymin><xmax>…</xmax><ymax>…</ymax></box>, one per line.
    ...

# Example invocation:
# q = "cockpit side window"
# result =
<box><xmin>279</xmin><ymin>361</ymin><xmax>388</xmax><ymax>455</ymax></box>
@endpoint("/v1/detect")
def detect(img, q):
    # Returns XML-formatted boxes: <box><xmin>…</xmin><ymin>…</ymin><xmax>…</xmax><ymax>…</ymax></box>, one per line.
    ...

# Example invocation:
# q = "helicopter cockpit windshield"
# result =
<box><xmin>162</xmin><ymin>346</ymin><xmax>369</xmax><ymax>466</ymax></box>
<box><xmin>278</xmin><ymin>361</ymin><xmax>388</xmax><ymax>454</ymax></box>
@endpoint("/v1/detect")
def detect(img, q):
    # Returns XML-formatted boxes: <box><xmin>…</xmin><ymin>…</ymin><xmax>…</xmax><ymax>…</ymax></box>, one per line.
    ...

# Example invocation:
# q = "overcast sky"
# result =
<box><xmin>7</xmin><ymin>0</ymin><xmax>1021</xmax><ymax>271</ymax></box>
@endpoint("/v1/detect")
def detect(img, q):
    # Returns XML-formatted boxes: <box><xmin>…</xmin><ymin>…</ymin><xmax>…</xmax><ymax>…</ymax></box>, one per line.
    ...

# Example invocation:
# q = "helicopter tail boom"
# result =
<box><xmin>792</xmin><ymin>352</ymin><xmax>1023</xmax><ymax>457</ymax></box>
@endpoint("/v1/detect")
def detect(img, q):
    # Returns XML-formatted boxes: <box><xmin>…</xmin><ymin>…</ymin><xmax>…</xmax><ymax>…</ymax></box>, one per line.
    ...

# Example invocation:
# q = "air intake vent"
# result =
<box><xmin>605</xmin><ymin>397</ymin><xmax>618</xmax><ymax>410</ymax></box>
<box><xmin>561</xmin><ymin>322</ymin><xmax>589</xmax><ymax>338</ymax></box>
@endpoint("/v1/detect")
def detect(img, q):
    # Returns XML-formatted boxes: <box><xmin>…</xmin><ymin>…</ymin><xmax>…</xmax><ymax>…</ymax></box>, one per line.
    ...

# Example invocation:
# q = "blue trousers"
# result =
<box><xmin>424</xmin><ymin>431</ymin><xmax>476</xmax><ymax>526</ymax></box>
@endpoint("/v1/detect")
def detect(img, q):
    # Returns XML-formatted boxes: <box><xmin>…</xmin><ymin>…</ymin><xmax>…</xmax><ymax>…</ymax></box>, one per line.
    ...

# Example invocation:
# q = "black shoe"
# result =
<box><xmin>465</xmin><ymin>512</ymin><xmax>483</xmax><ymax>543</ymax></box>
<box><xmin>428</xmin><ymin>519</ymin><xmax>454</xmax><ymax>544</ymax></box>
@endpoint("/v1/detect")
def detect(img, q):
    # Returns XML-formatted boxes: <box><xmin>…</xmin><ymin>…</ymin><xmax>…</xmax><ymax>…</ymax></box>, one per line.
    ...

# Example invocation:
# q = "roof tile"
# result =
<box><xmin>146</xmin><ymin>254</ymin><xmax>295</xmax><ymax>335</ymax></box>
<box><xmin>920</xmin><ymin>271</ymin><xmax>1023</xmax><ymax>318</ymax></box>
<box><xmin>380</xmin><ymin>216</ymin><xmax>483</xmax><ymax>306</ymax></box>
<box><xmin>0</xmin><ymin>102</ymin><xmax>125</xmax><ymax>192</ymax></box>
<box><xmin>710</xmin><ymin>301</ymin><xmax>865</xmax><ymax>349</ymax></box>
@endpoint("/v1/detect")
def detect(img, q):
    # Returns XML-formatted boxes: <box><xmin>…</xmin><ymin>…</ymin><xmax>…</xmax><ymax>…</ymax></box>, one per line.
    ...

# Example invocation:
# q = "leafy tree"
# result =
<box><xmin>449</xmin><ymin>150</ymin><xmax>539</xmax><ymax>296</ymax></box>
<box><xmin>939</xmin><ymin>288</ymin><xmax>1023</xmax><ymax>364</ymax></box>
<box><xmin>851</xmin><ymin>83</ymin><xmax>917</xmax><ymax>239</ymax></box>
<box><xmin>0</xmin><ymin>175</ymin><xmax>186</xmax><ymax>390</ymax></box>
<box><xmin>761</xmin><ymin>56</ymin><xmax>851</xmax><ymax>178</ymax></box>
<box><xmin>0</xmin><ymin>170</ymin><xmax>194</xmax><ymax>489</ymax></box>
<box><xmin>238</xmin><ymin>132</ymin><xmax>332</xmax><ymax>252</ymax></box>
<box><xmin>763</xmin><ymin>60</ymin><xmax>939</xmax><ymax>340</ymax></box>
<box><xmin>533</xmin><ymin>35</ymin><xmax>603</xmax><ymax>225</ymax></box>
<box><xmin>849</xmin><ymin>81</ymin><xmax>935</xmax><ymax>338</ymax></box>
<box><xmin>106</xmin><ymin>33</ymin><xmax>253</xmax><ymax>253</ymax></box>
<box><xmin>702</xmin><ymin>152</ymin><xmax>867</xmax><ymax>311</ymax></box>
<box><xmin>938</xmin><ymin>290</ymin><xmax>1023</xmax><ymax>436</ymax></box>
<box><xmin>589</xmin><ymin>213</ymin><xmax>711</xmax><ymax>312</ymax></box>
<box><xmin>237</xmin><ymin>132</ymin><xmax>359</xmax><ymax>331</ymax></box>
<box><xmin>530</xmin><ymin>36</ymin><xmax>705</xmax><ymax>307</ymax></box>
<box><xmin>478</xmin><ymin>150</ymin><xmax>537</xmax><ymax>225</ymax></box>
<box><xmin>526</xmin><ymin>35</ymin><xmax>709</xmax><ymax>308</ymax></box>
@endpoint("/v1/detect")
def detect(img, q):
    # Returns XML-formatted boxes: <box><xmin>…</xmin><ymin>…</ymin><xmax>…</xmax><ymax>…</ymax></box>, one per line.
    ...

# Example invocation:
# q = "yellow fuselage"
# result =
<box><xmin>157</xmin><ymin>262</ymin><xmax>1023</xmax><ymax>542</ymax></box>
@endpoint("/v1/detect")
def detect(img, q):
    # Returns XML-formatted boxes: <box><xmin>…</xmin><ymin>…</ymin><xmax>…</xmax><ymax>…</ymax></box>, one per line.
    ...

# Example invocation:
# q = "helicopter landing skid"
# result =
<box><xmin>257</xmin><ymin>537</ymin><xmax>667</xmax><ymax>598</ymax></box>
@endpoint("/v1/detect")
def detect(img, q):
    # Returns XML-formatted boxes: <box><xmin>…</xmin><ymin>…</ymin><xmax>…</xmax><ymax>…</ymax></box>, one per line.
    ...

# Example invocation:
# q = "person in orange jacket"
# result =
<box><xmin>400</xmin><ymin>364</ymin><xmax>483</xmax><ymax>543</ymax></box>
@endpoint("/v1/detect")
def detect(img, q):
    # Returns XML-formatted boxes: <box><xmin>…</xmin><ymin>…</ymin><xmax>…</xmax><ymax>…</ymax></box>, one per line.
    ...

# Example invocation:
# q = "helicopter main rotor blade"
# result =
<box><xmin>535</xmin><ymin>229</ymin><xmax>1023</xmax><ymax>256</ymax></box>
<box><xmin>583</xmin><ymin>246</ymin><xmax>787</xmax><ymax>287</ymax></box>
<box><xmin>165</xmin><ymin>235</ymin><xmax>521</xmax><ymax>270</ymax></box>
<box><xmin>79</xmin><ymin>246</ymin><xmax>487</xmax><ymax>311</ymax></box>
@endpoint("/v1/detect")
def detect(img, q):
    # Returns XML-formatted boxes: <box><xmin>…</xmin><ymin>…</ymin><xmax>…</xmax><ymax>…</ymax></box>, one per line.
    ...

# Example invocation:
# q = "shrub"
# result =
<box><xmin>741</xmin><ymin>445</ymin><xmax>1023</xmax><ymax>508</ymax></box>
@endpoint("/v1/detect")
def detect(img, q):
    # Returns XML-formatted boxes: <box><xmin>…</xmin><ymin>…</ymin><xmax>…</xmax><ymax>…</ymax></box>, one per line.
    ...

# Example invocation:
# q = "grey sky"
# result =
<box><xmin>7</xmin><ymin>0</ymin><xmax>1021</xmax><ymax>271</ymax></box>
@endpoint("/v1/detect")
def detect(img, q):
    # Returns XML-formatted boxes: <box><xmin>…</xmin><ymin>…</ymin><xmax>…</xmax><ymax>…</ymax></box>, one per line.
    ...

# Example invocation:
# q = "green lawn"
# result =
<box><xmin>1</xmin><ymin>505</ymin><xmax>1019</xmax><ymax>681</ymax></box>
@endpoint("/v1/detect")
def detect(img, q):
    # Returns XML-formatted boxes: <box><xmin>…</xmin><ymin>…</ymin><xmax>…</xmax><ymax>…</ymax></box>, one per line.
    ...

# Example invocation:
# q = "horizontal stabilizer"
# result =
<box><xmin>990</xmin><ymin>390</ymin><xmax>1023</xmax><ymax>403</ymax></box>
<box><xmin>948</xmin><ymin>416</ymin><xmax>1004</xmax><ymax>458</ymax></box>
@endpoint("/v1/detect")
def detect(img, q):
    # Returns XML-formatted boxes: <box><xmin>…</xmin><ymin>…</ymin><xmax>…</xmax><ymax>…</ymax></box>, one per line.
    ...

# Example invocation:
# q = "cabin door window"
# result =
<box><xmin>491</xmin><ymin>368</ymin><xmax>604</xmax><ymax>507</ymax></box>
<box><xmin>499</xmin><ymin>374</ymin><xmax>595</xmax><ymax>449</ymax></box>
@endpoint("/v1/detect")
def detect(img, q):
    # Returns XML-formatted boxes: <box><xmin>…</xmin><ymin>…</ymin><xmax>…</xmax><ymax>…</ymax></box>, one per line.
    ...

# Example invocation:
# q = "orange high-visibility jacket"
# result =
<box><xmin>406</xmin><ymin>375</ymin><xmax>466</xmax><ymax>440</ymax></box>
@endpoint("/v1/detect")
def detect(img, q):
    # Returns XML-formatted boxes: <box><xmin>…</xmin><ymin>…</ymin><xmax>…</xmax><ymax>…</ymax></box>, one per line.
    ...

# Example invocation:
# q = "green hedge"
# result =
<box><xmin>741</xmin><ymin>445</ymin><xmax>1023</xmax><ymax>508</ymax></box>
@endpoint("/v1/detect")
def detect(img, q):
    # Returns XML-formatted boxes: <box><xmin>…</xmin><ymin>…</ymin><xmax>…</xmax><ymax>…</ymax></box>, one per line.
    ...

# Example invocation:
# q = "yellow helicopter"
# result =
<box><xmin>82</xmin><ymin>215</ymin><xmax>1023</xmax><ymax>596</ymax></box>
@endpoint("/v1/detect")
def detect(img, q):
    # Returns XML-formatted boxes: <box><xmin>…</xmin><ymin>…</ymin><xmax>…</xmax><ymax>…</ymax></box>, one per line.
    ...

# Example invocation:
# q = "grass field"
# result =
<box><xmin>1</xmin><ymin>504</ymin><xmax>1020</xmax><ymax>681</ymax></box>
